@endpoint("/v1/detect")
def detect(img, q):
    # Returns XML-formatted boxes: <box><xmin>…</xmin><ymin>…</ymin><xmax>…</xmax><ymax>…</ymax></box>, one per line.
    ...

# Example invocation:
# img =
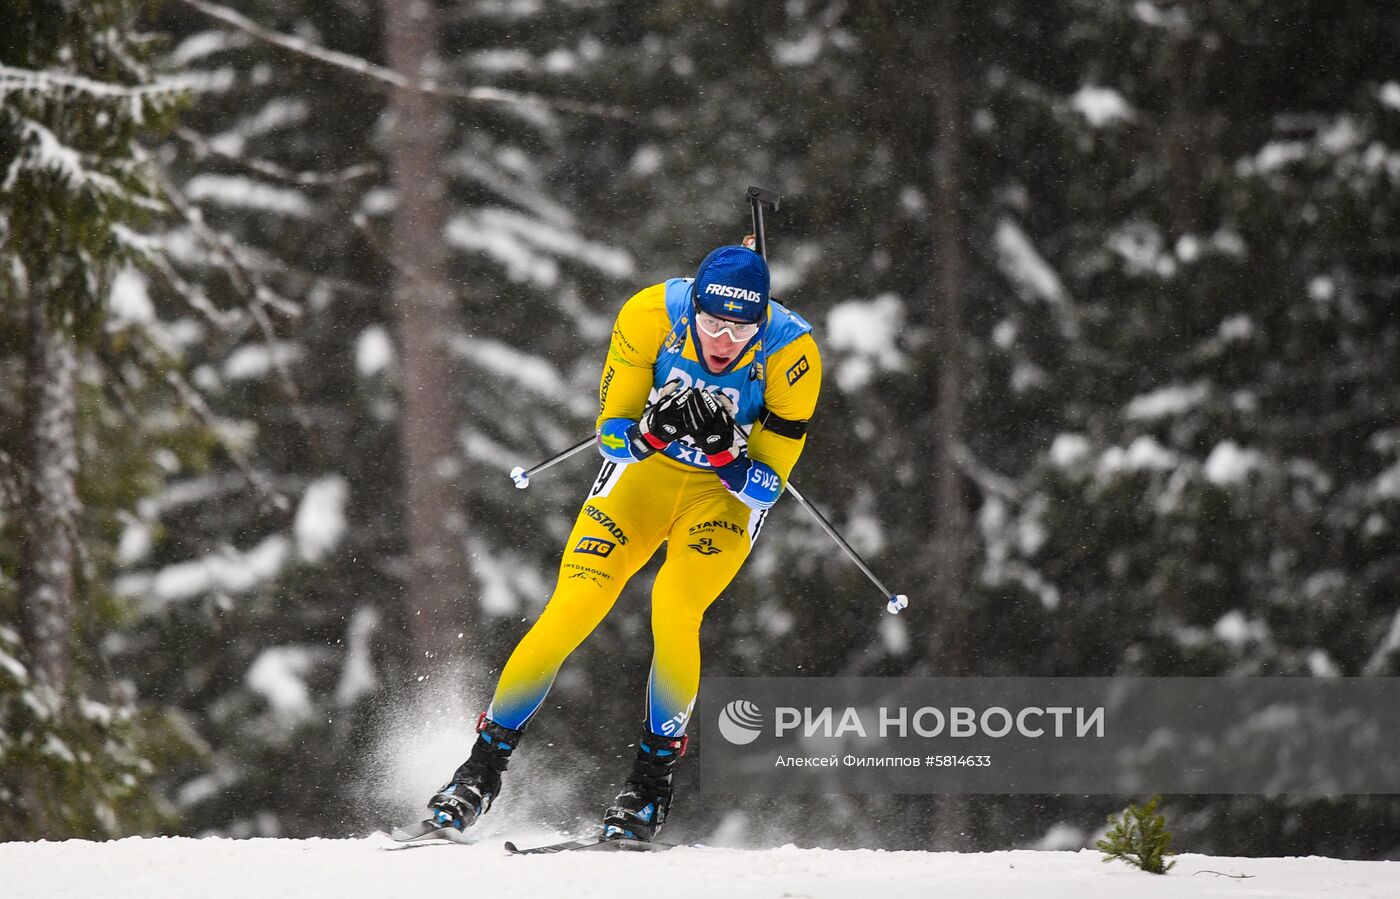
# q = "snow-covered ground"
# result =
<box><xmin>2</xmin><ymin>836</ymin><xmax>1397</xmax><ymax>898</ymax></box>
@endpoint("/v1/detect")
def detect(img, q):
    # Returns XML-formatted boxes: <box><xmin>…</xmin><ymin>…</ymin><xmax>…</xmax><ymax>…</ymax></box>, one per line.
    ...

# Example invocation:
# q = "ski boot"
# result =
<box><xmin>602</xmin><ymin>727</ymin><xmax>687</xmax><ymax>842</ymax></box>
<box><xmin>427</xmin><ymin>714</ymin><xmax>523</xmax><ymax>832</ymax></box>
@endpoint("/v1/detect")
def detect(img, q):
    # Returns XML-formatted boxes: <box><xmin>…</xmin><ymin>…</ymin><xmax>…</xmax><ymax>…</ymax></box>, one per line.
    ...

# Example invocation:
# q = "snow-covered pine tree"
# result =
<box><xmin>985</xmin><ymin>0</ymin><xmax>1400</xmax><ymax>856</ymax></box>
<box><xmin>0</xmin><ymin>0</ymin><xmax>197</xmax><ymax>838</ymax></box>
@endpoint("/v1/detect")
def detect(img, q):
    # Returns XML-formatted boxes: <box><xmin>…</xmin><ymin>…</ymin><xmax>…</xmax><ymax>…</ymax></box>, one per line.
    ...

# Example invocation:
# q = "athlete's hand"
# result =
<box><xmin>690</xmin><ymin>390</ymin><xmax>740</xmax><ymax>467</ymax></box>
<box><xmin>632</xmin><ymin>380</ymin><xmax>693</xmax><ymax>456</ymax></box>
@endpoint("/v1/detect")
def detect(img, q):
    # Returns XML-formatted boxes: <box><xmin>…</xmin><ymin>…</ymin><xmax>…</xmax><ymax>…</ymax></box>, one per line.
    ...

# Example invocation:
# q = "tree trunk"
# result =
<box><xmin>382</xmin><ymin>0</ymin><xmax>471</xmax><ymax>676</ymax></box>
<box><xmin>928</xmin><ymin>0</ymin><xmax>972</xmax><ymax>674</ymax></box>
<box><xmin>16</xmin><ymin>298</ymin><xmax>79</xmax><ymax>693</ymax></box>
<box><xmin>928</xmin><ymin>0</ymin><xmax>975</xmax><ymax>851</ymax></box>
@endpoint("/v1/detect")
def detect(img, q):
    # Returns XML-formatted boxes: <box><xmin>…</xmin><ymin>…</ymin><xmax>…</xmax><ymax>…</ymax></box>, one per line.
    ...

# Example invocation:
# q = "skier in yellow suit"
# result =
<box><xmin>427</xmin><ymin>243</ymin><xmax>822</xmax><ymax>842</ymax></box>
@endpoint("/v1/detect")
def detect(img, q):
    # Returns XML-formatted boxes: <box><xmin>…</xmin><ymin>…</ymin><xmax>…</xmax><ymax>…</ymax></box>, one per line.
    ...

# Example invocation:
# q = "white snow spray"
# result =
<box><xmin>355</xmin><ymin>663</ymin><xmax>576</xmax><ymax>845</ymax></box>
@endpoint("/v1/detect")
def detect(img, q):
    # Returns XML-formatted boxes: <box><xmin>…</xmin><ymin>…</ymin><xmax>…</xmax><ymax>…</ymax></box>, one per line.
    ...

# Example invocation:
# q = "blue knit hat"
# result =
<box><xmin>692</xmin><ymin>245</ymin><xmax>770</xmax><ymax>324</ymax></box>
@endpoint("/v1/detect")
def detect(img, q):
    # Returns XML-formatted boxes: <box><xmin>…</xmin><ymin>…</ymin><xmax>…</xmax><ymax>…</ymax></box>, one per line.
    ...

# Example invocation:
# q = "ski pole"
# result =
<box><xmin>784</xmin><ymin>483</ymin><xmax>909</xmax><ymax>615</ymax></box>
<box><xmin>746</xmin><ymin>185</ymin><xmax>780</xmax><ymax>258</ymax></box>
<box><xmin>510</xmin><ymin>435</ymin><xmax>595</xmax><ymax>489</ymax></box>
<box><xmin>743</xmin><ymin>185</ymin><xmax>908</xmax><ymax>615</ymax></box>
<box><xmin>728</xmin><ymin>416</ymin><xmax>906</xmax><ymax>614</ymax></box>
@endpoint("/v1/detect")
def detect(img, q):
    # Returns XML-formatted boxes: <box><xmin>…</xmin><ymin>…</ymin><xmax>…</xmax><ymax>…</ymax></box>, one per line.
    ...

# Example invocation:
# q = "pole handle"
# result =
<box><xmin>746</xmin><ymin>185</ymin><xmax>781</xmax><ymax>260</ymax></box>
<box><xmin>746</xmin><ymin>185</ymin><xmax>781</xmax><ymax>211</ymax></box>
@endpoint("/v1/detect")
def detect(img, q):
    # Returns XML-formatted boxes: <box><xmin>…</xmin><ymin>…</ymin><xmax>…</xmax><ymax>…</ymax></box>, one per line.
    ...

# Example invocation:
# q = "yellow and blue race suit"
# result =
<box><xmin>486</xmin><ymin>278</ymin><xmax>822</xmax><ymax>737</ymax></box>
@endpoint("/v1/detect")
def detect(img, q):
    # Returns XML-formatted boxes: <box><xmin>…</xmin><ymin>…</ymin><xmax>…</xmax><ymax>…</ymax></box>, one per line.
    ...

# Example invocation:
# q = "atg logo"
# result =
<box><xmin>573</xmin><ymin>536</ymin><xmax>615</xmax><ymax>558</ymax></box>
<box><xmin>717</xmin><ymin>699</ymin><xmax>764</xmax><ymax>745</ymax></box>
<box><xmin>785</xmin><ymin>354</ymin><xmax>810</xmax><ymax>386</ymax></box>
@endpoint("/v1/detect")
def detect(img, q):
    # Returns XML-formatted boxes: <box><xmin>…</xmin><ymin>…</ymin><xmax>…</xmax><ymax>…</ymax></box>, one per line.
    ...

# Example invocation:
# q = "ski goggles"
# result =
<box><xmin>695</xmin><ymin>310</ymin><xmax>761</xmax><ymax>341</ymax></box>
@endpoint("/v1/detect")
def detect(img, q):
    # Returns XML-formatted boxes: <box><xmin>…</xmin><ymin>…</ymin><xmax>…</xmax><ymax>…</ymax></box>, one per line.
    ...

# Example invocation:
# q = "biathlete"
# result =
<box><xmin>427</xmin><ymin>242</ymin><xmax>822</xmax><ymax>841</ymax></box>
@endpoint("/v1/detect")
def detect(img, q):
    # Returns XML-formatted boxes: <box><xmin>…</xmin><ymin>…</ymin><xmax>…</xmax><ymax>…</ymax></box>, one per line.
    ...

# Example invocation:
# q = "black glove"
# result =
<box><xmin>629</xmin><ymin>381</ymin><xmax>693</xmax><ymax>457</ymax></box>
<box><xmin>688</xmin><ymin>389</ymin><xmax>741</xmax><ymax>466</ymax></box>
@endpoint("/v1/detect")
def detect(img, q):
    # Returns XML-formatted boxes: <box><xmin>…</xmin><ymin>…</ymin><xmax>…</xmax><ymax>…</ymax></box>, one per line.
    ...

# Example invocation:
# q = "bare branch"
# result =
<box><xmin>144</xmin><ymin>250</ymin><xmax>248</xmax><ymax>333</ymax></box>
<box><xmin>136</xmin><ymin>339</ymin><xmax>291</xmax><ymax>515</ymax></box>
<box><xmin>154</xmin><ymin>167</ymin><xmax>317</xmax><ymax>437</ymax></box>
<box><xmin>246</xmin><ymin>296</ymin><xmax>317</xmax><ymax>436</ymax></box>
<box><xmin>352</xmin><ymin>212</ymin><xmax>439</xmax><ymax>291</ymax></box>
<box><xmin>114</xmin><ymin>216</ymin><xmax>247</xmax><ymax>332</ymax></box>
<box><xmin>152</xmin><ymin>164</ymin><xmax>297</xmax><ymax>318</ymax></box>
<box><xmin>173</xmin><ymin>0</ymin><xmax>635</xmax><ymax>120</ymax></box>
<box><xmin>174</xmin><ymin>126</ymin><xmax>379</xmax><ymax>188</ymax></box>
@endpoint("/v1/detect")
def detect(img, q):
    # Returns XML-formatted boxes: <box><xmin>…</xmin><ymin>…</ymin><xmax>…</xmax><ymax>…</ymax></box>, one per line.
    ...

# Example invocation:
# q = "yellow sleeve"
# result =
<box><xmin>748</xmin><ymin>332</ymin><xmax>822</xmax><ymax>484</ymax></box>
<box><xmin>595</xmin><ymin>283</ymin><xmax>670</xmax><ymax>429</ymax></box>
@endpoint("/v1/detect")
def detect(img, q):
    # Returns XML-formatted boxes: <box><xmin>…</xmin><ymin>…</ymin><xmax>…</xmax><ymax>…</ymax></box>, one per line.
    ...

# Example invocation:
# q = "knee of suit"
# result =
<box><xmin>649</xmin><ymin>604</ymin><xmax>705</xmax><ymax>641</ymax></box>
<box><xmin>650</xmin><ymin>585</ymin><xmax>710</xmax><ymax>626</ymax></box>
<box><xmin>511</xmin><ymin>592</ymin><xmax>611</xmax><ymax>660</ymax></box>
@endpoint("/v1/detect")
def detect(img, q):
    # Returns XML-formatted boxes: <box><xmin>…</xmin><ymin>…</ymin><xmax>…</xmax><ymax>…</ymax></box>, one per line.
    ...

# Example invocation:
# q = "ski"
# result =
<box><xmin>387</xmin><ymin>819</ymin><xmax>475</xmax><ymax>846</ymax></box>
<box><xmin>504</xmin><ymin>835</ymin><xmax>675</xmax><ymax>855</ymax></box>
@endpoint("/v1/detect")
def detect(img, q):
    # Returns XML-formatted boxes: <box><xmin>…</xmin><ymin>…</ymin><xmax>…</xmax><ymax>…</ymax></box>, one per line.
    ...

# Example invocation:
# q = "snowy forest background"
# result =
<box><xmin>3</xmin><ymin>0</ymin><xmax>1400</xmax><ymax>859</ymax></box>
